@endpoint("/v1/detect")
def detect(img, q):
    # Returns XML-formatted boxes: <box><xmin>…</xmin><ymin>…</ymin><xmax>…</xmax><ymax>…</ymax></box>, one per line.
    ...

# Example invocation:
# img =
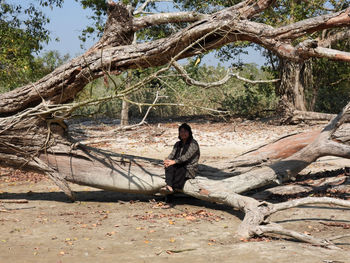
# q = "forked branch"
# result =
<box><xmin>171</xmin><ymin>61</ymin><xmax>279</xmax><ymax>88</ymax></box>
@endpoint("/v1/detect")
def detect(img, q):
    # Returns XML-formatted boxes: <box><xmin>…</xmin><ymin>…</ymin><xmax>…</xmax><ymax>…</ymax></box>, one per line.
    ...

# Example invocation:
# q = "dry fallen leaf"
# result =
<box><xmin>185</xmin><ymin>216</ymin><xmax>196</xmax><ymax>221</ymax></box>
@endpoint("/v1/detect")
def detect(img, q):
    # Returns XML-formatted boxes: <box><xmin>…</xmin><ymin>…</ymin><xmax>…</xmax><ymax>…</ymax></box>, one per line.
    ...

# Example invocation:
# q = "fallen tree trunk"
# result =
<box><xmin>281</xmin><ymin>110</ymin><xmax>337</xmax><ymax>124</ymax></box>
<box><xmin>2</xmin><ymin>99</ymin><xmax>350</xmax><ymax>247</ymax></box>
<box><xmin>27</xmin><ymin>102</ymin><xmax>350</xmax><ymax>248</ymax></box>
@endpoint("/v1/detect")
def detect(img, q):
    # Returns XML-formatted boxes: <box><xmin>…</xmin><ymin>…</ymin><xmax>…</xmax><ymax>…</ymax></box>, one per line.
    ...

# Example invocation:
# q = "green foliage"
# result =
<box><xmin>73</xmin><ymin>77</ymin><xmax>123</xmax><ymax>118</ymax></box>
<box><xmin>73</xmin><ymin>61</ymin><xmax>277</xmax><ymax>119</ymax></box>
<box><xmin>219</xmin><ymin>65</ymin><xmax>277</xmax><ymax>118</ymax></box>
<box><xmin>74</xmin><ymin>0</ymin><xmax>108</xmax><ymax>42</ymax></box>
<box><xmin>32</xmin><ymin>51</ymin><xmax>70</xmax><ymax>78</ymax></box>
<box><xmin>311</xmin><ymin>40</ymin><xmax>350</xmax><ymax>113</ymax></box>
<box><xmin>261</xmin><ymin>0</ymin><xmax>328</xmax><ymax>26</ymax></box>
<box><xmin>0</xmin><ymin>0</ymin><xmax>63</xmax><ymax>92</ymax></box>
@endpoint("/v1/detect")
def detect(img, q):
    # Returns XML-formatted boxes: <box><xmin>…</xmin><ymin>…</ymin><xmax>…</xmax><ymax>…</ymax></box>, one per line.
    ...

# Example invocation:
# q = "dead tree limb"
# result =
<box><xmin>172</xmin><ymin>61</ymin><xmax>280</xmax><ymax>88</ymax></box>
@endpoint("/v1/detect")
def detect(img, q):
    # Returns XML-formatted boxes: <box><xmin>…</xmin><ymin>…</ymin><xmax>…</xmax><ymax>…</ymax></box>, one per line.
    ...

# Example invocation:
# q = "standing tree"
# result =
<box><xmin>260</xmin><ymin>0</ymin><xmax>350</xmax><ymax>122</ymax></box>
<box><xmin>2</xmin><ymin>0</ymin><xmax>350</xmax><ymax>248</ymax></box>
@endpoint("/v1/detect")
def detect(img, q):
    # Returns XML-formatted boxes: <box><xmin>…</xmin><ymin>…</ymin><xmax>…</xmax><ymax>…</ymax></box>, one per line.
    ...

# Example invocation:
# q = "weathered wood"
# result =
<box><xmin>228</xmin><ymin>129</ymin><xmax>321</xmax><ymax>171</ymax></box>
<box><xmin>277</xmin><ymin>60</ymin><xmax>310</xmax><ymax>112</ymax></box>
<box><xmin>285</xmin><ymin>110</ymin><xmax>337</xmax><ymax>124</ymax></box>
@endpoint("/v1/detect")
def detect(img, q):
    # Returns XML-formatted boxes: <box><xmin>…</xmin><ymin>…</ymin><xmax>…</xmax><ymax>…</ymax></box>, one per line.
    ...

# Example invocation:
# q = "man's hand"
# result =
<box><xmin>164</xmin><ymin>159</ymin><xmax>176</xmax><ymax>168</ymax></box>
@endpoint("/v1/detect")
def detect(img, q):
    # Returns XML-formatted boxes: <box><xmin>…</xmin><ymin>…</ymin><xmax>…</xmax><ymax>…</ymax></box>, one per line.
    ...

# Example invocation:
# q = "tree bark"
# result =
<box><xmin>120</xmin><ymin>100</ymin><xmax>130</xmax><ymax>126</ymax></box>
<box><xmin>120</xmin><ymin>69</ymin><xmax>133</xmax><ymax>126</ymax></box>
<box><xmin>227</xmin><ymin>129</ymin><xmax>321</xmax><ymax>174</ymax></box>
<box><xmin>277</xmin><ymin>59</ymin><xmax>311</xmax><ymax>112</ymax></box>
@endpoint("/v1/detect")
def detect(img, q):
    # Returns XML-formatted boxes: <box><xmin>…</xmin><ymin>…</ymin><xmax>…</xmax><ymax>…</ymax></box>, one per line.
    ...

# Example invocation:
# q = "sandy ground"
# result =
<box><xmin>1</xmin><ymin>119</ymin><xmax>350</xmax><ymax>263</ymax></box>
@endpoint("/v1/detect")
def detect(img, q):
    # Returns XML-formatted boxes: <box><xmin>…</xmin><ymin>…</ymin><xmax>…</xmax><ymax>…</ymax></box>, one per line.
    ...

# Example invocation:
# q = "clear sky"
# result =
<box><xmin>40</xmin><ymin>1</ymin><xmax>267</xmax><ymax>67</ymax></box>
<box><xmin>40</xmin><ymin>1</ymin><xmax>95</xmax><ymax>57</ymax></box>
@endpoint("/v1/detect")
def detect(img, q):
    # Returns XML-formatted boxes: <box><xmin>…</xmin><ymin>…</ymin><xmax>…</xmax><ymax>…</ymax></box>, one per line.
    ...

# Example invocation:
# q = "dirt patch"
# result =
<box><xmin>1</xmin><ymin>120</ymin><xmax>350</xmax><ymax>262</ymax></box>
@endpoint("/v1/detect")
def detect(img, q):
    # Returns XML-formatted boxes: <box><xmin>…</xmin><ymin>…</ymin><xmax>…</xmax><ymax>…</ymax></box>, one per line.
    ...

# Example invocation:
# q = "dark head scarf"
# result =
<box><xmin>178</xmin><ymin>123</ymin><xmax>193</xmax><ymax>142</ymax></box>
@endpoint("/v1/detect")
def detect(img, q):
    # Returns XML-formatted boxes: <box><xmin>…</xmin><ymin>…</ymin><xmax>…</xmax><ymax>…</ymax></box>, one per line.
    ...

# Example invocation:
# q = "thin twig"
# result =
<box><xmin>2</xmin><ymin>206</ymin><xmax>36</xmax><ymax>211</ymax></box>
<box><xmin>0</xmin><ymin>199</ymin><xmax>28</xmax><ymax>204</ymax></box>
<box><xmin>328</xmin><ymin>234</ymin><xmax>350</xmax><ymax>241</ymax></box>
<box><xmin>121</xmin><ymin>97</ymin><xmax>229</xmax><ymax>114</ymax></box>
<box><xmin>172</xmin><ymin>61</ymin><xmax>280</xmax><ymax>88</ymax></box>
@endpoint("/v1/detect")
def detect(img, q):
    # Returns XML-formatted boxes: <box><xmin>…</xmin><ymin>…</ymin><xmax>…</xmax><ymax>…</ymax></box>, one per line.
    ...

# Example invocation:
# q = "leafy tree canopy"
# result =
<box><xmin>0</xmin><ymin>0</ymin><xmax>64</xmax><ymax>90</ymax></box>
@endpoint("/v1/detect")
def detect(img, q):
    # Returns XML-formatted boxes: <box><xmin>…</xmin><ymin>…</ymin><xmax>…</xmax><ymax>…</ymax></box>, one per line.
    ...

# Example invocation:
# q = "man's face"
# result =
<box><xmin>179</xmin><ymin>128</ymin><xmax>190</xmax><ymax>141</ymax></box>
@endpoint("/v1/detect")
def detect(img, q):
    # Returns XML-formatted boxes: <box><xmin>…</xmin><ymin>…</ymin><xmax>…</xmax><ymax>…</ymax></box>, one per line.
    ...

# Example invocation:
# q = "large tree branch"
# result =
<box><xmin>298</xmin><ymin>46</ymin><xmax>350</xmax><ymax>62</ymax></box>
<box><xmin>319</xmin><ymin>29</ymin><xmax>350</xmax><ymax>47</ymax></box>
<box><xmin>133</xmin><ymin>12</ymin><xmax>208</xmax><ymax>31</ymax></box>
<box><xmin>270</xmin><ymin>8</ymin><xmax>350</xmax><ymax>40</ymax></box>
